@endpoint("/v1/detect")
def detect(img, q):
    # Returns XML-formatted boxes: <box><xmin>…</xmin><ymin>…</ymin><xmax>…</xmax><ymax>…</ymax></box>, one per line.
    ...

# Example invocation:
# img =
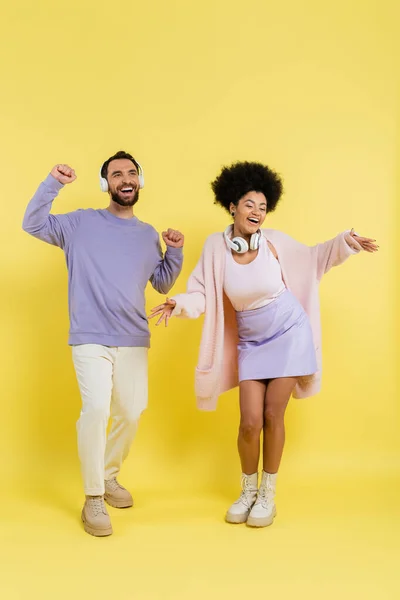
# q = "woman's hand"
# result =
<box><xmin>349</xmin><ymin>229</ymin><xmax>379</xmax><ymax>253</ymax></box>
<box><xmin>148</xmin><ymin>298</ymin><xmax>177</xmax><ymax>327</ymax></box>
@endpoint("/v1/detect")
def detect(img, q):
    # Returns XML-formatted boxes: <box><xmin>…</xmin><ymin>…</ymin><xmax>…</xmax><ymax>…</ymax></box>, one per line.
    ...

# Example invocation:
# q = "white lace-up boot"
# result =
<box><xmin>225</xmin><ymin>473</ymin><xmax>258</xmax><ymax>524</ymax></box>
<box><xmin>247</xmin><ymin>471</ymin><xmax>277</xmax><ymax>527</ymax></box>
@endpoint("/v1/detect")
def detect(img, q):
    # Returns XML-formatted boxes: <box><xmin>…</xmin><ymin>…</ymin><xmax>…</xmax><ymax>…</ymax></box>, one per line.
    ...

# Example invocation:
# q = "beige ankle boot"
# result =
<box><xmin>104</xmin><ymin>478</ymin><xmax>133</xmax><ymax>508</ymax></box>
<box><xmin>81</xmin><ymin>496</ymin><xmax>113</xmax><ymax>537</ymax></box>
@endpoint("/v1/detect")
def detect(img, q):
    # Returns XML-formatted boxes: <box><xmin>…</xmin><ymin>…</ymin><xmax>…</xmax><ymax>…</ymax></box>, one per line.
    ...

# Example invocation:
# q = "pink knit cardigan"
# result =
<box><xmin>171</xmin><ymin>229</ymin><xmax>362</xmax><ymax>411</ymax></box>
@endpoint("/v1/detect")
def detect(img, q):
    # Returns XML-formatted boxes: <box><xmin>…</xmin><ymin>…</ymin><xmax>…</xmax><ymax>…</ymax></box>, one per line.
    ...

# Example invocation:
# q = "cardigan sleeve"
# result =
<box><xmin>170</xmin><ymin>253</ymin><xmax>206</xmax><ymax>319</ymax></box>
<box><xmin>312</xmin><ymin>231</ymin><xmax>362</xmax><ymax>281</ymax></box>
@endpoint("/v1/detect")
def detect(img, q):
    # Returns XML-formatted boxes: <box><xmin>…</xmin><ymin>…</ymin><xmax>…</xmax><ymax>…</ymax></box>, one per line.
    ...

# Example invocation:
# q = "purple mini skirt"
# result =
<box><xmin>236</xmin><ymin>290</ymin><xmax>318</xmax><ymax>382</ymax></box>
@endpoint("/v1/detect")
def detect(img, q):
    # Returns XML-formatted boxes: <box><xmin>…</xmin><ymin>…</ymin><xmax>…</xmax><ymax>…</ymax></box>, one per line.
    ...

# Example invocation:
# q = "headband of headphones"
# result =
<box><xmin>99</xmin><ymin>158</ymin><xmax>145</xmax><ymax>192</ymax></box>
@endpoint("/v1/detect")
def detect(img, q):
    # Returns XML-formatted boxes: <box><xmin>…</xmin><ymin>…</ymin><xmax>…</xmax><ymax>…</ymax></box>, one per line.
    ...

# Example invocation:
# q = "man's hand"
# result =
<box><xmin>162</xmin><ymin>229</ymin><xmax>184</xmax><ymax>248</ymax></box>
<box><xmin>50</xmin><ymin>164</ymin><xmax>77</xmax><ymax>185</ymax></box>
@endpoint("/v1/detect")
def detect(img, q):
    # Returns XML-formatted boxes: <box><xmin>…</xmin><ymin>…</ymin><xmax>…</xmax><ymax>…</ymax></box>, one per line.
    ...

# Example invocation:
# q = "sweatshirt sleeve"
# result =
<box><xmin>22</xmin><ymin>174</ymin><xmax>82</xmax><ymax>249</ymax></box>
<box><xmin>149</xmin><ymin>240</ymin><xmax>183</xmax><ymax>295</ymax></box>
<box><xmin>312</xmin><ymin>231</ymin><xmax>362</xmax><ymax>281</ymax></box>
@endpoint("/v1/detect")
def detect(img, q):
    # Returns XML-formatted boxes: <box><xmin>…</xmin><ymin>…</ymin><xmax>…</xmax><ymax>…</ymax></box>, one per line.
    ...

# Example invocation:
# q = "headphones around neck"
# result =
<box><xmin>224</xmin><ymin>225</ymin><xmax>261</xmax><ymax>254</ymax></box>
<box><xmin>99</xmin><ymin>159</ymin><xmax>145</xmax><ymax>193</ymax></box>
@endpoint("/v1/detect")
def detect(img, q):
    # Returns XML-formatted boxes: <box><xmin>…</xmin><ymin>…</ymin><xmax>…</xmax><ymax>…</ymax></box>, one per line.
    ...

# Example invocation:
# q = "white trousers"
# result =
<box><xmin>72</xmin><ymin>344</ymin><xmax>148</xmax><ymax>496</ymax></box>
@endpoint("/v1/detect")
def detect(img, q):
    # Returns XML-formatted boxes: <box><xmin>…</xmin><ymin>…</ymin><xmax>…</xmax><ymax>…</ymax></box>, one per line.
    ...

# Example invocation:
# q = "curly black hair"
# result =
<box><xmin>211</xmin><ymin>161</ymin><xmax>283</xmax><ymax>214</ymax></box>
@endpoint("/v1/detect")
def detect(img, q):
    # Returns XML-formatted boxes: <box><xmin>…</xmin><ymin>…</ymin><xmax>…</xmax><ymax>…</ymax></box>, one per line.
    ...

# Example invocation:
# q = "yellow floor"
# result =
<box><xmin>2</xmin><ymin>474</ymin><xmax>399</xmax><ymax>600</ymax></box>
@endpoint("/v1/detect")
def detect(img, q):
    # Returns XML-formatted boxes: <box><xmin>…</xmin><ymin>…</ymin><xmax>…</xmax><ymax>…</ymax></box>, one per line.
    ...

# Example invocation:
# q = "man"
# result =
<box><xmin>23</xmin><ymin>151</ymin><xmax>184</xmax><ymax>537</ymax></box>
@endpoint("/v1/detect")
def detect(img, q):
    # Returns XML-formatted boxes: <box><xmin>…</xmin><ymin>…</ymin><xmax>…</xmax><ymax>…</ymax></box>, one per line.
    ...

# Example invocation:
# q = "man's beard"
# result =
<box><xmin>111</xmin><ymin>189</ymin><xmax>139</xmax><ymax>207</ymax></box>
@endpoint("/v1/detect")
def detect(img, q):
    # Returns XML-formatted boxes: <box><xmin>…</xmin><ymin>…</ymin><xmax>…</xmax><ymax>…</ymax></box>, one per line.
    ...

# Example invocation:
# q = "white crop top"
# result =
<box><xmin>223</xmin><ymin>235</ymin><xmax>286</xmax><ymax>312</ymax></box>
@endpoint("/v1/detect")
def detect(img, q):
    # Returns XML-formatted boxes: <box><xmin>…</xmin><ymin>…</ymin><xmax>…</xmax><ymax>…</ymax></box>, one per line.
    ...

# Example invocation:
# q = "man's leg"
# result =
<box><xmin>73</xmin><ymin>344</ymin><xmax>114</xmax><ymax>535</ymax></box>
<box><xmin>104</xmin><ymin>346</ymin><xmax>148</xmax><ymax>508</ymax></box>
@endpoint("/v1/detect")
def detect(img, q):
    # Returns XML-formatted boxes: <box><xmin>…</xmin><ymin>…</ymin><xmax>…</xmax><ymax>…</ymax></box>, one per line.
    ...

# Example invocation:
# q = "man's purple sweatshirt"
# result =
<box><xmin>22</xmin><ymin>174</ymin><xmax>183</xmax><ymax>347</ymax></box>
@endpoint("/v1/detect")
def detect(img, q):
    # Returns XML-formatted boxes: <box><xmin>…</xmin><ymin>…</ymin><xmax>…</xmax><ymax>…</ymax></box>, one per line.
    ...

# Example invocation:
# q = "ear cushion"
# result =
<box><xmin>231</xmin><ymin>236</ymin><xmax>249</xmax><ymax>253</ymax></box>
<box><xmin>224</xmin><ymin>226</ymin><xmax>248</xmax><ymax>253</ymax></box>
<box><xmin>136</xmin><ymin>160</ymin><xmax>145</xmax><ymax>189</ymax></box>
<box><xmin>224</xmin><ymin>226</ymin><xmax>251</xmax><ymax>254</ymax></box>
<box><xmin>249</xmin><ymin>231</ymin><xmax>261</xmax><ymax>251</ymax></box>
<box><xmin>99</xmin><ymin>175</ymin><xmax>108</xmax><ymax>193</ymax></box>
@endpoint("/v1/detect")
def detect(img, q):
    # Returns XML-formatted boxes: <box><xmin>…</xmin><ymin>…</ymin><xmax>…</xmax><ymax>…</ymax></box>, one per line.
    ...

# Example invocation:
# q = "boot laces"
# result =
<box><xmin>106</xmin><ymin>478</ymin><xmax>123</xmax><ymax>492</ymax></box>
<box><xmin>256</xmin><ymin>479</ymin><xmax>274</xmax><ymax>509</ymax></box>
<box><xmin>88</xmin><ymin>496</ymin><xmax>106</xmax><ymax>516</ymax></box>
<box><xmin>236</xmin><ymin>475</ymin><xmax>256</xmax><ymax>508</ymax></box>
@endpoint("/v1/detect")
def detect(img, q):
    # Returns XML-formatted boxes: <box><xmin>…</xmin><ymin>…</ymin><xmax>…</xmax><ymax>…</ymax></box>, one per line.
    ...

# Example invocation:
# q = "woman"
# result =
<box><xmin>149</xmin><ymin>161</ymin><xmax>378</xmax><ymax>528</ymax></box>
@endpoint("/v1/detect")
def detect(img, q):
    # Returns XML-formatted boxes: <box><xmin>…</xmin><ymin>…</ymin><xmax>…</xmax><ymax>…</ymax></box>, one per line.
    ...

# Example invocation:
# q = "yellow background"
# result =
<box><xmin>1</xmin><ymin>0</ymin><xmax>399</xmax><ymax>598</ymax></box>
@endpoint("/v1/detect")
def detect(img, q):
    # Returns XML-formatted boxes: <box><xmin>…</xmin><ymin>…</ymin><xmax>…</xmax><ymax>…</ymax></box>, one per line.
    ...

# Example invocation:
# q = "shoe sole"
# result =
<box><xmin>81</xmin><ymin>512</ymin><xmax>113</xmax><ymax>537</ymax></box>
<box><xmin>246</xmin><ymin>507</ymin><xmax>277</xmax><ymax>528</ymax></box>
<box><xmin>104</xmin><ymin>494</ymin><xmax>134</xmax><ymax>509</ymax></box>
<box><xmin>225</xmin><ymin>511</ymin><xmax>250</xmax><ymax>524</ymax></box>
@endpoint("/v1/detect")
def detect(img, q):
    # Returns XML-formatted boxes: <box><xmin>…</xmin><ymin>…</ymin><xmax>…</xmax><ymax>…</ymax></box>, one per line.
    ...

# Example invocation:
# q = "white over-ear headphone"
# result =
<box><xmin>99</xmin><ymin>159</ymin><xmax>145</xmax><ymax>192</ymax></box>
<box><xmin>224</xmin><ymin>225</ymin><xmax>261</xmax><ymax>254</ymax></box>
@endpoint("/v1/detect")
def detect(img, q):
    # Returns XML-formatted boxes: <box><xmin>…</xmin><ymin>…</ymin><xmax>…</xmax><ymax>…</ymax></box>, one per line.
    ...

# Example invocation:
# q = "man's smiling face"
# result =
<box><xmin>107</xmin><ymin>158</ymin><xmax>140</xmax><ymax>207</ymax></box>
